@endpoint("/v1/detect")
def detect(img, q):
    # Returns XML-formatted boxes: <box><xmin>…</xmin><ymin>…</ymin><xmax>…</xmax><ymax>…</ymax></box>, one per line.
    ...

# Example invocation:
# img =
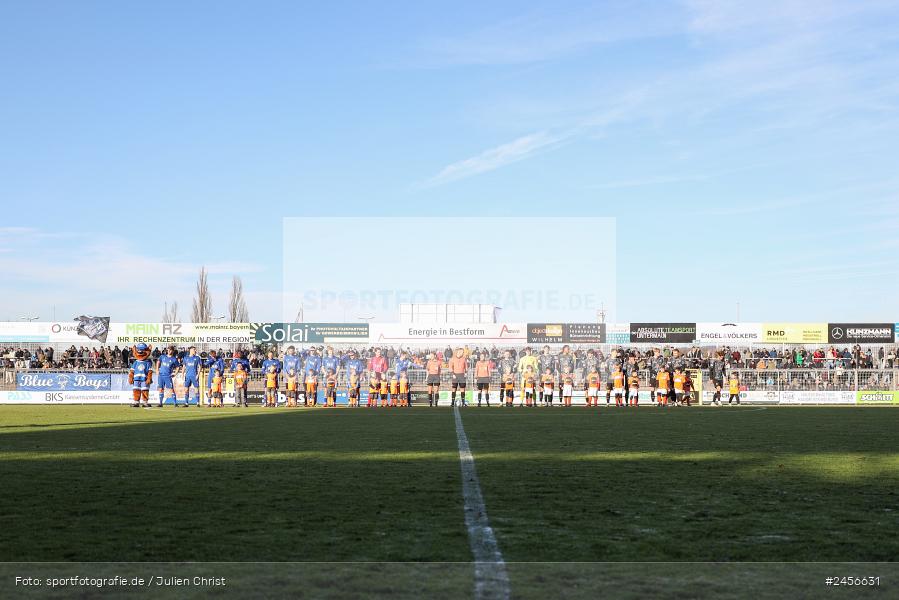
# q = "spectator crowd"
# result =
<box><xmin>2</xmin><ymin>342</ymin><xmax>897</xmax><ymax>381</ymax></box>
<box><xmin>3</xmin><ymin>342</ymin><xmax>897</xmax><ymax>398</ymax></box>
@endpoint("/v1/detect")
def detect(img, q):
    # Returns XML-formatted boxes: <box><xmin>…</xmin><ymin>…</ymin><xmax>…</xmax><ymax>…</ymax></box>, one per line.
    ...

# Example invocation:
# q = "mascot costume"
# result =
<box><xmin>129</xmin><ymin>343</ymin><xmax>154</xmax><ymax>408</ymax></box>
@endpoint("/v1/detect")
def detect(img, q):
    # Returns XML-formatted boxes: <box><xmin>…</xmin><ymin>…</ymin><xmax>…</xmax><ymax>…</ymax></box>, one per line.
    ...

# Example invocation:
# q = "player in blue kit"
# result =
<box><xmin>282</xmin><ymin>346</ymin><xmax>301</xmax><ymax>383</ymax></box>
<box><xmin>343</xmin><ymin>350</ymin><xmax>365</xmax><ymax>384</ymax></box>
<box><xmin>260</xmin><ymin>349</ymin><xmax>282</xmax><ymax>406</ymax></box>
<box><xmin>229</xmin><ymin>350</ymin><xmax>251</xmax><ymax>374</ymax></box>
<box><xmin>229</xmin><ymin>351</ymin><xmax>251</xmax><ymax>406</ymax></box>
<box><xmin>181</xmin><ymin>346</ymin><xmax>202</xmax><ymax>406</ymax></box>
<box><xmin>304</xmin><ymin>348</ymin><xmax>322</xmax><ymax>378</ymax></box>
<box><xmin>394</xmin><ymin>351</ymin><xmax>414</xmax><ymax>379</ymax></box>
<box><xmin>393</xmin><ymin>351</ymin><xmax>416</xmax><ymax>407</ymax></box>
<box><xmin>321</xmin><ymin>347</ymin><xmax>340</xmax><ymax>379</ymax></box>
<box><xmin>156</xmin><ymin>346</ymin><xmax>180</xmax><ymax>407</ymax></box>
<box><xmin>129</xmin><ymin>343</ymin><xmax>154</xmax><ymax>408</ymax></box>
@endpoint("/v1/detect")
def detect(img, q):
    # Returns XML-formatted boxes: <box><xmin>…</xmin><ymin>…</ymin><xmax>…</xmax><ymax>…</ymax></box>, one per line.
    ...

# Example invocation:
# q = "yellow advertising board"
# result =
<box><xmin>687</xmin><ymin>368</ymin><xmax>702</xmax><ymax>406</ymax></box>
<box><xmin>761</xmin><ymin>323</ymin><xmax>827</xmax><ymax>344</ymax></box>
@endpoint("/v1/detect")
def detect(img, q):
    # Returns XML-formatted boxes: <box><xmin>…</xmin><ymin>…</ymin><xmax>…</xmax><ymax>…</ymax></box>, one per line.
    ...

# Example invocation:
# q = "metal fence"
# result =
<box><xmin>3</xmin><ymin>366</ymin><xmax>897</xmax><ymax>393</ymax></box>
<box><xmin>731</xmin><ymin>369</ymin><xmax>897</xmax><ymax>392</ymax></box>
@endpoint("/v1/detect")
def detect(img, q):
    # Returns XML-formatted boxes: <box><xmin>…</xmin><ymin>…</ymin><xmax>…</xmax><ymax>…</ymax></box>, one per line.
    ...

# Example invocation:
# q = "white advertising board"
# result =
<box><xmin>368</xmin><ymin>323</ymin><xmax>527</xmax><ymax>345</ymax></box>
<box><xmin>696</xmin><ymin>323</ymin><xmax>763</xmax><ymax>344</ymax></box>
<box><xmin>0</xmin><ymin>390</ymin><xmax>133</xmax><ymax>404</ymax></box>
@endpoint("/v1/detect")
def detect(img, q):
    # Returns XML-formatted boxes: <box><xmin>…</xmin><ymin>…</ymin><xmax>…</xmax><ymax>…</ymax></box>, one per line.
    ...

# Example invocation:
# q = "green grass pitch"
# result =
<box><xmin>1</xmin><ymin>405</ymin><xmax>897</xmax><ymax>598</ymax></box>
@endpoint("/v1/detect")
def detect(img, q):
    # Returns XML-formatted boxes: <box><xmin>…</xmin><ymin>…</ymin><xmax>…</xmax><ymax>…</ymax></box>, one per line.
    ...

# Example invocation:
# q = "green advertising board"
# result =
<box><xmin>855</xmin><ymin>390</ymin><xmax>899</xmax><ymax>404</ymax></box>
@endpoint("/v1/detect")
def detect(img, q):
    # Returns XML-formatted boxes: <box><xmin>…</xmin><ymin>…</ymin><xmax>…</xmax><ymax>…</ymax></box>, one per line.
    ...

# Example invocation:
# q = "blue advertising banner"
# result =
<box><xmin>301</xmin><ymin>390</ymin><xmax>369</xmax><ymax>405</ymax></box>
<box><xmin>246</xmin><ymin>389</ymin><xmax>372</xmax><ymax>406</ymax></box>
<box><xmin>17</xmin><ymin>372</ymin><xmax>112</xmax><ymax>392</ymax></box>
<box><xmin>110</xmin><ymin>374</ymin><xmax>132</xmax><ymax>391</ymax></box>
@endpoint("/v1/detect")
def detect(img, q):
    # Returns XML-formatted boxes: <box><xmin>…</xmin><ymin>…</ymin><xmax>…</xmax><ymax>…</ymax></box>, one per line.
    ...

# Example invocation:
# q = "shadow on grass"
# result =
<box><xmin>0</xmin><ymin>410</ymin><xmax>470</xmax><ymax>563</ymax></box>
<box><xmin>459</xmin><ymin>408</ymin><xmax>899</xmax><ymax>562</ymax></box>
<box><xmin>2</xmin><ymin>408</ymin><xmax>898</xmax><ymax>566</ymax></box>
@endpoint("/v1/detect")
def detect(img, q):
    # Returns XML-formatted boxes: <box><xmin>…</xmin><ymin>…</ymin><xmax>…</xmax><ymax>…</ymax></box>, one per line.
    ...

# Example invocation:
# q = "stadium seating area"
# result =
<box><xmin>3</xmin><ymin>343</ymin><xmax>897</xmax><ymax>397</ymax></box>
<box><xmin>2</xmin><ymin>343</ymin><xmax>896</xmax><ymax>372</ymax></box>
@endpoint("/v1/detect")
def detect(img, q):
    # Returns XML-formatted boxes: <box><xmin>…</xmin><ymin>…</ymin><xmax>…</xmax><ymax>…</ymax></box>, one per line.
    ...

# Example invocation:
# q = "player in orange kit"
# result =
<box><xmin>673</xmin><ymin>368</ymin><xmax>685</xmax><ymax>407</ymax></box>
<box><xmin>264</xmin><ymin>365</ymin><xmax>278</xmax><ymax>407</ymax></box>
<box><xmin>656</xmin><ymin>369</ymin><xmax>670</xmax><ymax>407</ymax></box>
<box><xmin>523</xmin><ymin>366</ymin><xmax>537</xmax><ymax>407</ymax></box>
<box><xmin>474</xmin><ymin>352</ymin><xmax>492</xmax><ymax>407</ymax></box>
<box><xmin>285</xmin><ymin>369</ymin><xmax>298</xmax><ymax>407</ymax></box>
<box><xmin>449</xmin><ymin>348</ymin><xmax>468</xmax><ymax>407</ymax></box>
<box><xmin>611</xmin><ymin>364</ymin><xmax>625</xmax><ymax>407</ymax></box>
<box><xmin>585</xmin><ymin>368</ymin><xmax>601</xmax><ymax>408</ymax></box>
<box><xmin>367</xmin><ymin>374</ymin><xmax>379</xmax><ymax>408</ymax></box>
<box><xmin>627</xmin><ymin>372</ymin><xmax>640</xmax><ymax>406</ymax></box>
<box><xmin>502</xmin><ymin>372</ymin><xmax>515</xmax><ymax>407</ymax></box>
<box><xmin>348</xmin><ymin>373</ymin><xmax>360</xmax><ymax>407</ymax></box>
<box><xmin>379</xmin><ymin>376</ymin><xmax>389</xmax><ymax>407</ymax></box>
<box><xmin>540</xmin><ymin>368</ymin><xmax>555</xmax><ymax>407</ymax></box>
<box><xmin>425</xmin><ymin>353</ymin><xmax>442</xmax><ymax>407</ymax></box>
<box><xmin>560</xmin><ymin>367</ymin><xmax>574</xmax><ymax>407</ymax></box>
<box><xmin>210</xmin><ymin>370</ymin><xmax>224</xmax><ymax>407</ymax></box>
<box><xmin>682</xmin><ymin>370</ymin><xmax>694</xmax><ymax>407</ymax></box>
<box><xmin>233</xmin><ymin>363</ymin><xmax>249</xmax><ymax>408</ymax></box>
<box><xmin>389</xmin><ymin>375</ymin><xmax>399</xmax><ymax>407</ymax></box>
<box><xmin>325</xmin><ymin>369</ymin><xmax>337</xmax><ymax>407</ymax></box>
<box><xmin>398</xmin><ymin>372</ymin><xmax>410</xmax><ymax>407</ymax></box>
<box><xmin>305</xmin><ymin>371</ymin><xmax>319</xmax><ymax>407</ymax></box>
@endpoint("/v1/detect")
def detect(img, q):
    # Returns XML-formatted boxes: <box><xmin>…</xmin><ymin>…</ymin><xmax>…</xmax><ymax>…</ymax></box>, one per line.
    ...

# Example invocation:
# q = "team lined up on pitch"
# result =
<box><xmin>127</xmin><ymin>343</ymin><xmax>744</xmax><ymax>408</ymax></box>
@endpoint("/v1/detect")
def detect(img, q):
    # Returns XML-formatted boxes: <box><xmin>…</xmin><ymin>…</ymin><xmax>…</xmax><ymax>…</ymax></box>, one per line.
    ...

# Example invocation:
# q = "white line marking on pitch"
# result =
<box><xmin>453</xmin><ymin>406</ymin><xmax>510</xmax><ymax>600</ymax></box>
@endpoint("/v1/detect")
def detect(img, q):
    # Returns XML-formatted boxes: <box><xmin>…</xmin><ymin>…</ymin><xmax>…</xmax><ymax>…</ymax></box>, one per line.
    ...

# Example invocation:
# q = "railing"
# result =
<box><xmin>730</xmin><ymin>369</ymin><xmax>897</xmax><ymax>392</ymax></box>
<box><xmin>3</xmin><ymin>367</ymin><xmax>897</xmax><ymax>393</ymax></box>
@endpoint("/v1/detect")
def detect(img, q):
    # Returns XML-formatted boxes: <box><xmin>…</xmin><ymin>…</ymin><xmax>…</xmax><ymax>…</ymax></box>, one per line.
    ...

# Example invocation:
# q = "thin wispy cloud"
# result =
<box><xmin>782</xmin><ymin>259</ymin><xmax>899</xmax><ymax>276</ymax></box>
<box><xmin>793</xmin><ymin>268</ymin><xmax>899</xmax><ymax>284</ymax></box>
<box><xmin>419</xmin><ymin>130</ymin><xmax>571</xmax><ymax>188</ymax></box>
<box><xmin>0</xmin><ymin>229</ymin><xmax>267</xmax><ymax>320</ymax></box>
<box><xmin>684</xmin><ymin>0</ymin><xmax>897</xmax><ymax>35</ymax></box>
<box><xmin>409</xmin><ymin>3</ymin><xmax>683</xmax><ymax>68</ymax></box>
<box><xmin>421</xmin><ymin>92</ymin><xmax>648</xmax><ymax>188</ymax></box>
<box><xmin>414</xmin><ymin>1</ymin><xmax>899</xmax><ymax>187</ymax></box>
<box><xmin>5</xmin><ymin>2</ymin><xmax>896</xmax><ymax>322</ymax></box>
<box><xmin>698</xmin><ymin>195</ymin><xmax>818</xmax><ymax>217</ymax></box>
<box><xmin>583</xmin><ymin>161</ymin><xmax>780</xmax><ymax>191</ymax></box>
<box><xmin>699</xmin><ymin>178</ymin><xmax>899</xmax><ymax>217</ymax></box>
<box><xmin>586</xmin><ymin>174</ymin><xmax>711</xmax><ymax>190</ymax></box>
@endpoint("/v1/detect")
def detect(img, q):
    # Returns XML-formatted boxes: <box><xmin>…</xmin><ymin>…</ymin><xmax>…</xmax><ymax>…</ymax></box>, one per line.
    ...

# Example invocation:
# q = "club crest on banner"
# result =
<box><xmin>75</xmin><ymin>315</ymin><xmax>111</xmax><ymax>343</ymax></box>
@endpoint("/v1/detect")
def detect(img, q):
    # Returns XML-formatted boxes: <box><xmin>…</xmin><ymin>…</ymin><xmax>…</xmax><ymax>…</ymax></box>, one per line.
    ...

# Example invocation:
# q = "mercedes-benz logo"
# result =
<box><xmin>831</xmin><ymin>327</ymin><xmax>844</xmax><ymax>340</ymax></box>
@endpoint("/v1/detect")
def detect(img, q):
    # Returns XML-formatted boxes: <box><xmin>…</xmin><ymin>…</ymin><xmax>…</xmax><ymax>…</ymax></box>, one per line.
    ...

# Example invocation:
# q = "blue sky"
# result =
<box><xmin>1</xmin><ymin>1</ymin><xmax>898</xmax><ymax>323</ymax></box>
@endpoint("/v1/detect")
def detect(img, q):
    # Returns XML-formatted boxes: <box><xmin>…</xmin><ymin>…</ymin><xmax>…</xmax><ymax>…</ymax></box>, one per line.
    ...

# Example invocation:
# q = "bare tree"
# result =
<box><xmin>228</xmin><ymin>276</ymin><xmax>249</xmax><ymax>323</ymax></box>
<box><xmin>162</xmin><ymin>301</ymin><xmax>180</xmax><ymax>323</ymax></box>
<box><xmin>191</xmin><ymin>267</ymin><xmax>212</xmax><ymax>322</ymax></box>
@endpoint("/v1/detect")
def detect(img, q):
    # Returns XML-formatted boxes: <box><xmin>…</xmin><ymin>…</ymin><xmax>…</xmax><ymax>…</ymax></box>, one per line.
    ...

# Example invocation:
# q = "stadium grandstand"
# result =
<box><xmin>2</xmin><ymin>320</ymin><xmax>897</xmax><ymax>406</ymax></box>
